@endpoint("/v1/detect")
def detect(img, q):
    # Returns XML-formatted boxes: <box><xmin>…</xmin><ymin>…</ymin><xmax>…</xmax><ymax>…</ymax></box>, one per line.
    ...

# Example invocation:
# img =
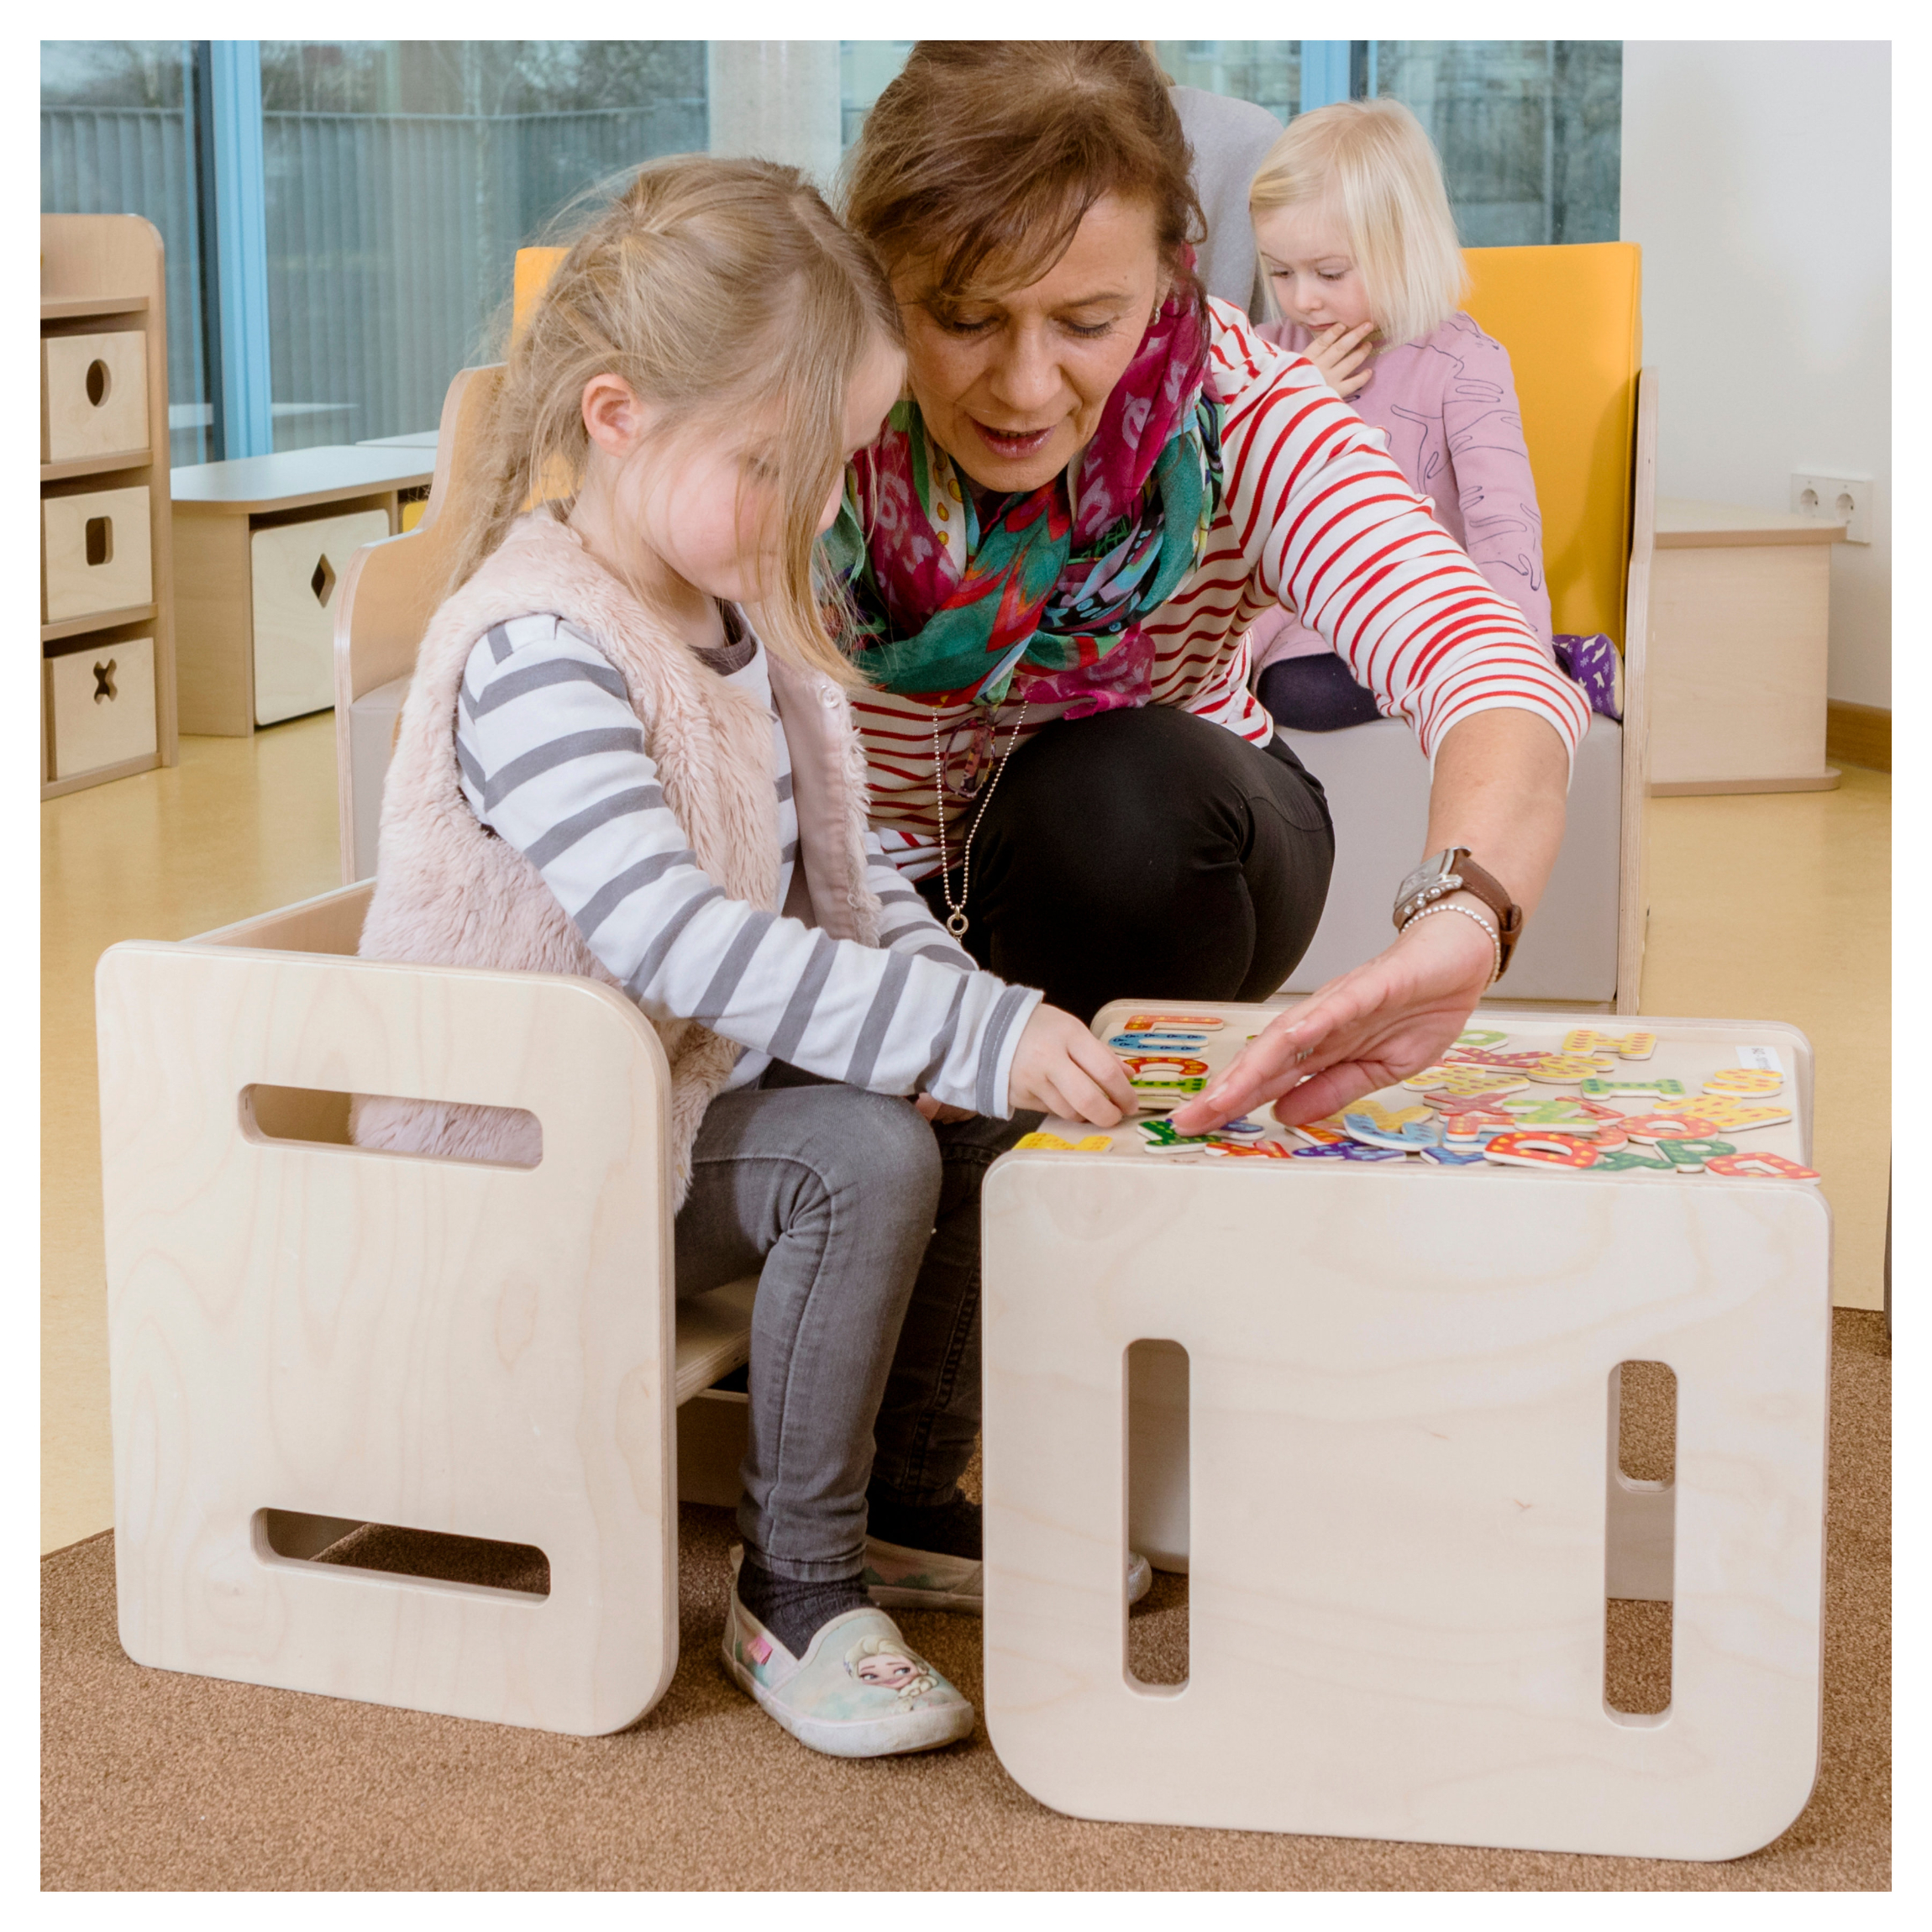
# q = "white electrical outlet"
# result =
<box><xmin>1790</xmin><ymin>472</ymin><xmax>1872</xmax><ymax>543</ymax></box>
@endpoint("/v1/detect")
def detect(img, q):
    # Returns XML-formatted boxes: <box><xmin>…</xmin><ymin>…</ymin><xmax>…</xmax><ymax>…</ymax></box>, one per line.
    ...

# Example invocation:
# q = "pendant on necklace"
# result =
<box><xmin>942</xmin><ymin>716</ymin><xmax>996</xmax><ymax>800</ymax></box>
<box><xmin>946</xmin><ymin>911</ymin><xmax>969</xmax><ymax>938</ymax></box>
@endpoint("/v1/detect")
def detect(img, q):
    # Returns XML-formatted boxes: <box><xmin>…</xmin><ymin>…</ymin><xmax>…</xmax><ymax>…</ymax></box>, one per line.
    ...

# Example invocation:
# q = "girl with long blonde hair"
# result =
<box><xmin>351</xmin><ymin>155</ymin><xmax>1134</xmax><ymax>1759</ymax></box>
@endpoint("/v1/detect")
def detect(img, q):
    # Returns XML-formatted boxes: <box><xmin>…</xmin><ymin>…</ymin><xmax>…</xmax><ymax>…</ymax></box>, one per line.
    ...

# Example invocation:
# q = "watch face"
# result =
<box><xmin>1397</xmin><ymin>854</ymin><xmax>1457</xmax><ymax>905</ymax></box>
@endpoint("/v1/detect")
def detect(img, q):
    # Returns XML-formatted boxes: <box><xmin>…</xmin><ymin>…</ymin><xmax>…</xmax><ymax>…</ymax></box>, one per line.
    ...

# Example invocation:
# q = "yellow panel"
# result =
<box><xmin>511</xmin><ymin>249</ymin><xmax>578</xmax><ymax>510</ymax></box>
<box><xmin>1462</xmin><ymin>243</ymin><xmax>1641</xmax><ymax>646</ymax></box>
<box><xmin>513</xmin><ymin>247</ymin><xmax>568</xmax><ymax>344</ymax></box>
<box><xmin>399</xmin><ymin>497</ymin><xmax>426</xmax><ymax>533</ymax></box>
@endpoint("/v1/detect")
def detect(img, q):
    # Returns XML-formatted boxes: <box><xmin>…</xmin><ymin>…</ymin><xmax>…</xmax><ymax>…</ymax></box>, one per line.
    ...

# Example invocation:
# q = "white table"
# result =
<box><xmin>981</xmin><ymin>1000</ymin><xmax>1830</xmax><ymax>1859</ymax></box>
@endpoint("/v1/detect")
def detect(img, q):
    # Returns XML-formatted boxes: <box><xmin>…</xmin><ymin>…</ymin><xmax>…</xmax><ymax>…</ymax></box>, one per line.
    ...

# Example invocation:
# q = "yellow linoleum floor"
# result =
<box><xmin>40</xmin><ymin>728</ymin><xmax>1889</xmax><ymax>1551</ymax></box>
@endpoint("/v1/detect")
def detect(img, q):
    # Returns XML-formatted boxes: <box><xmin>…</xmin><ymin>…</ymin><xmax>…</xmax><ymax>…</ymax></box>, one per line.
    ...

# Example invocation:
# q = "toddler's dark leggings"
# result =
<box><xmin>1257</xmin><ymin>653</ymin><xmax>1385</xmax><ymax>732</ymax></box>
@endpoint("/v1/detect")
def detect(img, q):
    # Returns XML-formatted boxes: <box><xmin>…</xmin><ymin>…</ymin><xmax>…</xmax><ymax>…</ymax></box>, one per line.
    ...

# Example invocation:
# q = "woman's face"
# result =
<box><xmin>1253</xmin><ymin>200</ymin><xmax>1374</xmax><ymax>334</ymax></box>
<box><xmin>893</xmin><ymin>193</ymin><xmax>1165</xmax><ymax>495</ymax></box>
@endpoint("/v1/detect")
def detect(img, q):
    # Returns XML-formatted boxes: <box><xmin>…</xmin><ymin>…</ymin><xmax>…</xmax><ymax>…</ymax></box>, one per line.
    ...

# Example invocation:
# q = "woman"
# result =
<box><xmin>830</xmin><ymin>41</ymin><xmax>1588</xmax><ymax>1137</ymax></box>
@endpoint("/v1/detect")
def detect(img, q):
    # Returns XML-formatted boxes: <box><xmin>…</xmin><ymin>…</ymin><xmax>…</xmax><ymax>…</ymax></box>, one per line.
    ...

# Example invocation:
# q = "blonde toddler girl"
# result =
<box><xmin>1246</xmin><ymin>99</ymin><xmax>1619</xmax><ymax>730</ymax></box>
<box><xmin>351</xmin><ymin>157</ymin><xmax>1134</xmax><ymax>1760</ymax></box>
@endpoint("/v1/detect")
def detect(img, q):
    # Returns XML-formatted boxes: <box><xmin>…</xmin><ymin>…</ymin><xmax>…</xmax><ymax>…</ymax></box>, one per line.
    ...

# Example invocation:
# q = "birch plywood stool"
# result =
<box><xmin>97</xmin><ymin>882</ymin><xmax>759</xmax><ymax>1736</ymax></box>
<box><xmin>982</xmin><ymin>1000</ymin><xmax>1832</xmax><ymax>1861</ymax></box>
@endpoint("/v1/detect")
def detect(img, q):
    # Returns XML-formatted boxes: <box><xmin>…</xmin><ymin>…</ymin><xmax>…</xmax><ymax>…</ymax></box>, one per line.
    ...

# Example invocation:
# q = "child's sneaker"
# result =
<box><xmin>722</xmin><ymin>1551</ymin><xmax>974</xmax><ymax>1758</ymax></box>
<box><xmin>863</xmin><ymin>1536</ymin><xmax>1152</xmax><ymax>1614</ymax></box>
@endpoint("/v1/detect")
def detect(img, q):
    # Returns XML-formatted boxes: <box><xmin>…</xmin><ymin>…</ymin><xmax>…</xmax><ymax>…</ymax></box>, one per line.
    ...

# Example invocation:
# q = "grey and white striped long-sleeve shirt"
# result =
<box><xmin>454</xmin><ymin>611</ymin><xmax>1040</xmax><ymax>1114</ymax></box>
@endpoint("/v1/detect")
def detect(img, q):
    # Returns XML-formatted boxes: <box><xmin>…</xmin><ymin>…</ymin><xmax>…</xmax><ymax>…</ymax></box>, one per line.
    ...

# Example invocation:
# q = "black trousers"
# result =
<box><xmin>916</xmin><ymin>705</ymin><xmax>1336</xmax><ymax>1022</ymax></box>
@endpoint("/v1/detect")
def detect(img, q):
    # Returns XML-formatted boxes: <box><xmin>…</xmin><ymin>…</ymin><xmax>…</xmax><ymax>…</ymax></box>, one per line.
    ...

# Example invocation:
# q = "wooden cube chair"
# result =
<box><xmin>98</xmin><ymin>881</ymin><xmax>759</xmax><ymax>1735</ymax></box>
<box><xmin>1278</xmin><ymin>242</ymin><xmax>1655</xmax><ymax>1011</ymax></box>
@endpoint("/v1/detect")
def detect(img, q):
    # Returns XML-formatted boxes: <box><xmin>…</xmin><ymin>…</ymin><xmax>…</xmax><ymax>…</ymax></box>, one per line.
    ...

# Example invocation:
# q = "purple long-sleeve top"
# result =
<box><xmin>1248</xmin><ymin>310</ymin><xmax>1554</xmax><ymax>673</ymax></box>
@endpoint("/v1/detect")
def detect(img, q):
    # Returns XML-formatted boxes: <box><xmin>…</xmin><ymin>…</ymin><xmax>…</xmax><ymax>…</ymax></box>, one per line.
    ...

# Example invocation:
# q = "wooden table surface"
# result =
<box><xmin>1655</xmin><ymin>496</ymin><xmax>1846</xmax><ymax>548</ymax></box>
<box><xmin>171</xmin><ymin>446</ymin><xmax>434</xmax><ymax>516</ymax></box>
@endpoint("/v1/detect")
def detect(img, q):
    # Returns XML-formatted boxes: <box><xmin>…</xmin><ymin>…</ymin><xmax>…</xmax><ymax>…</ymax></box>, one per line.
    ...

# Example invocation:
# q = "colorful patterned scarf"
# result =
<box><xmin>826</xmin><ymin>279</ymin><xmax>1223</xmax><ymax>721</ymax></box>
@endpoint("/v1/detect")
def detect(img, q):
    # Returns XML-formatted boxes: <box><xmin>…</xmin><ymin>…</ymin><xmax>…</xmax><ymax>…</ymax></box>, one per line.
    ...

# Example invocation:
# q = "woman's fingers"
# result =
<box><xmin>1168</xmin><ymin>972</ymin><xmax>1400</xmax><ymax>1132</ymax></box>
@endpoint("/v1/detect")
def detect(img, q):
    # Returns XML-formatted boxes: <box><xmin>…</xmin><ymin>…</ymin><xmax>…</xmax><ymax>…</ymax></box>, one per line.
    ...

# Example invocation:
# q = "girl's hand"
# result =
<box><xmin>1166</xmin><ymin>899</ymin><xmax>1496</xmax><ymax>1135</ymax></box>
<box><xmin>1303</xmin><ymin>321</ymin><xmax>1377</xmax><ymax>400</ymax></box>
<box><xmin>1009</xmin><ymin>1004</ymin><xmax>1137</xmax><ymax>1126</ymax></box>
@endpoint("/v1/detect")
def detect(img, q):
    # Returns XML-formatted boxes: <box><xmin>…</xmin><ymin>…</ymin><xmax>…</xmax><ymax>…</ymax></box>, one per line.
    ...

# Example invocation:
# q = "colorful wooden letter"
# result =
<box><xmin>1561</xmin><ymin>1027</ymin><xmax>1659</xmax><ymax>1061</ymax></box>
<box><xmin>1704</xmin><ymin>1068</ymin><xmax>1786</xmax><ymax>1099</ymax></box>
<box><xmin>1706</xmin><ymin>1151</ymin><xmax>1820</xmax><ymax>1183</ymax></box>
<box><xmin>1482</xmin><ymin>1132</ymin><xmax>1599</xmax><ymax>1170</ymax></box>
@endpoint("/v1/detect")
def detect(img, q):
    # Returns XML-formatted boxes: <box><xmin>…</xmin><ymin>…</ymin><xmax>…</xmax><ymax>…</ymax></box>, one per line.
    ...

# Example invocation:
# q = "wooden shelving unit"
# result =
<box><xmin>40</xmin><ymin>215</ymin><xmax>178</xmax><ymax>801</ymax></box>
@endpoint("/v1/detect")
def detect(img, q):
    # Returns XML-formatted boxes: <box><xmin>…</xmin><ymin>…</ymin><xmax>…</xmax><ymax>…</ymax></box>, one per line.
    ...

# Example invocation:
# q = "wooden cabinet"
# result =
<box><xmin>1648</xmin><ymin>498</ymin><xmax>1845</xmax><ymax>795</ymax></box>
<box><xmin>41</xmin><ymin>485</ymin><xmax>153</xmax><ymax>624</ymax></box>
<box><xmin>46</xmin><ymin>636</ymin><xmax>157</xmax><ymax>780</ymax></box>
<box><xmin>171</xmin><ymin>448</ymin><xmax>433</xmax><ymax>736</ymax></box>
<box><xmin>40</xmin><ymin>214</ymin><xmax>177</xmax><ymax>798</ymax></box>
<box><xmin>249</xmin><ymin>509</ymin><xmax>391</xmax><ymax>726</ymax></box>
<box><xmin>41</xmin><ymin>329</ymin><xmax>150</xmax><ymax>465</ymax></box>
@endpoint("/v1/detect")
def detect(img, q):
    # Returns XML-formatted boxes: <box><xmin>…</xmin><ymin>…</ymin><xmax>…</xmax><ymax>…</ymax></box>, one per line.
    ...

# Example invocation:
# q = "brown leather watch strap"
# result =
<box><xmin>1446</xmin><ymin>852</ymin><xmax>1524</xmax><ymax>976</ymax></box>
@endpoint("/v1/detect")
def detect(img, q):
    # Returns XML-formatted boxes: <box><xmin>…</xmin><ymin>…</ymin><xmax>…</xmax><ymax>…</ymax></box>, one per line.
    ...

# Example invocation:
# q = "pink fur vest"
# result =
<box><xmin>351</xmin><ymin>512</ymin><xmax>882</xmax><ymax>1206</ymax></box>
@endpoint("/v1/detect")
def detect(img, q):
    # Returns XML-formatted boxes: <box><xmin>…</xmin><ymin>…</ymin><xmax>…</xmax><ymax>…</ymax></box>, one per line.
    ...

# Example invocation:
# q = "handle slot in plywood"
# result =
<box><xmin>1604</xmin><ymin>1360</ymin><xmax>1677</xmax><ymax>1723</ymax></box>
<box><xmin>258</xmin><ymin>1509</ymin><xmax>550</xmax><ymax>1599</ymax></box>
<box><xmin>240</xmin><ymin>1083</ymin><xmax>542</xmax><ymax>1166</ymax></box>
<box><xmin>1125</xmin><ymin>1338</ymin><xmax>1189</xmax><ymax>1695</ymax></box>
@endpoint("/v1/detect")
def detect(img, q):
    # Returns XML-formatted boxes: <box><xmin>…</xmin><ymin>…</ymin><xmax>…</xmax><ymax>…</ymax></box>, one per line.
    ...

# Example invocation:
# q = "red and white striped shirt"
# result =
<box><xmin>855</xmin><ymin>300</ymin><xmax>1591</xmax><ymax>879</ymax></box>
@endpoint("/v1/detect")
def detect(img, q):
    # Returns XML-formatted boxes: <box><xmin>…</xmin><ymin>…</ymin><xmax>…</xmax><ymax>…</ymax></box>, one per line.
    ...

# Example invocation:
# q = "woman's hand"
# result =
<box><xmin>1303</xmin><ymin>321</ymin><xmax>1377</xmax><ymax>400</ymax></box>
<box><xmin>1166</xmin><ymin>898</ymin><xmax>1495</xmax><ymax>1135</ymax></box>
<box><xmin>1009</xmin><ymin>1004</ymin><xmax>1138</xmax><ymax>1126</ymax></box>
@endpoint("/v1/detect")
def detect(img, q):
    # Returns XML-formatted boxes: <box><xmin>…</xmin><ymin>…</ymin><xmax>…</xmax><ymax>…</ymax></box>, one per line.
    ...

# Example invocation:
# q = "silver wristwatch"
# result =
<box><xmin>1393</xmin><ymin>848</ymin><xmax>1524</xmax><ymax>975</ymax></box>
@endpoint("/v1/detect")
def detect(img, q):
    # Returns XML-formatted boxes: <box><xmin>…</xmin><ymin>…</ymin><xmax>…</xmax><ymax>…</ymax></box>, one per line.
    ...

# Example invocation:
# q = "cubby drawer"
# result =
<box><xmin>45</xmin><ymin>635</ymin><xmax>157</xmax><ymax>780</ymax></box>
<box><xmin>41</xmin><ymin>331</ymin><xmax>150</xmax><ymax>465</ymax></box>
<box><xmin>42</xmin><ymin>486</ymin><xmax>152</xmax><ymax>623</ymax></box>
<box><xmin>250</xmin><ymin>509</ymin><xmax>391</xmax><ymax>726</ymax></box>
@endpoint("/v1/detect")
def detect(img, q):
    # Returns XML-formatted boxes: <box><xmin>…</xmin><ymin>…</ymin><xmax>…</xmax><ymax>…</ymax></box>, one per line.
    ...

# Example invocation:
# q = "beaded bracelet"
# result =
<box><xmin>1399</xmin><ymin>900</ymin><xmax>1503</xmax><ymax>987</ymax></box>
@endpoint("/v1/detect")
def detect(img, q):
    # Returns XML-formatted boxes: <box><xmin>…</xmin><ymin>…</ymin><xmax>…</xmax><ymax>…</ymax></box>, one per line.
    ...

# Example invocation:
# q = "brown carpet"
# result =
<box><xmin>42</xmin><ymin>1311</ymin><xmax>1889</xmax><ymax>1892</ymax></box>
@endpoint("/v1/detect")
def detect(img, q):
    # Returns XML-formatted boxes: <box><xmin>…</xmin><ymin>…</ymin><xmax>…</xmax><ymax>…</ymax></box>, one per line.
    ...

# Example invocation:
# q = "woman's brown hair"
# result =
<box><xmin>454</xmin><ymin>155</ymin><xmax>900</xmax><ymax>685</ymax></box>
<box><xmin>843</xmin><ymin>41</ymin><xmax>1205</xmax><ymax>314</ymax></box>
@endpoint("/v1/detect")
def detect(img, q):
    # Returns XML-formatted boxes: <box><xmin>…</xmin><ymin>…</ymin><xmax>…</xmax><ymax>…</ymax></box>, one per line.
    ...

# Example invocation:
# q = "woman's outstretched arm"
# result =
<box><xmin>1168</xmin><ymin>706</ymin><xmax>1568</xmax><ymax>1133</ymax></box>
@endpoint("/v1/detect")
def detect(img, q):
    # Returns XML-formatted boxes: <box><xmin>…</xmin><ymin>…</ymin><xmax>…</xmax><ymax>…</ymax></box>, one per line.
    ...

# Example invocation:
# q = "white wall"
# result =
<box><xmin>1621</xmin><ymin>42</ymin><xmax>1891</xmax><ymax>707</ymax></box>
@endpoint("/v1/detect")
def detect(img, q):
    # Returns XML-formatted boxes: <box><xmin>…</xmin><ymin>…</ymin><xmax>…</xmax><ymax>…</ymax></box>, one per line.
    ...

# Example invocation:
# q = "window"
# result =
<box><xmin>40</xmin><ymin>42</ymin><xmax>212</xmax><ymax>465</ymax></box>
<box><xmin>43</xmin><ymin>39</ymin><xmax>1620</xmax><ymax>470</ymax></box>
<box><xmin>1373</xmin><ymin>42</ymin><xmax>1620</xmax><ymax>246</ymax></box>
<box><xmin>840</xmin><ymin>41</ymin><xmax>911</xmax><ymax>151</ymax></box>
<box><xmin>260</xmin><ymin>42</ymin><xmax>705</xmax><ymax>450</ymax></box>
<box><xmin>1152</xmin><ymin>39</ymin><xmax>1620</xmax><ymax>247</ymax></box>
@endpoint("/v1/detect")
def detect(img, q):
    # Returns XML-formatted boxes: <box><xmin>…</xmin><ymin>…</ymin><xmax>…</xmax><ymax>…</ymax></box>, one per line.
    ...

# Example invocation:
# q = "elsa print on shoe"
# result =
<box><xmin>846</xmin><ymin>1632</ymin><xmax>942</xmax><ymax>1705</ymax></box>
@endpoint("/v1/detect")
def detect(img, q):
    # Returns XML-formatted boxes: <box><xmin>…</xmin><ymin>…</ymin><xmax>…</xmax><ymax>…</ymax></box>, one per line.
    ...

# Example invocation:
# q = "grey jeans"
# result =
<box><xmin>674</xmin><ymin>1061</ymin><xmax>1036</xmax><ymax>1583</ymax></box>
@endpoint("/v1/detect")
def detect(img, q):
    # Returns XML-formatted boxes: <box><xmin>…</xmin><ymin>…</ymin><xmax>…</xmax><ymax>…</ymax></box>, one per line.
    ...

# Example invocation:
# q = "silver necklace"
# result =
<box><xmin>931</xmin><ymin>701</ymin><xmax>1029</xmax><ymax>939</ymax></box>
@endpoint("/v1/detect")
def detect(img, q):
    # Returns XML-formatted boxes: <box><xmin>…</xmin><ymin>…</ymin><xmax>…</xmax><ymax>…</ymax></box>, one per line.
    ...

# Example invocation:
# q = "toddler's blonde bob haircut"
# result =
<box><xmin>1249</xmin><ymin>97</ymin><xmax>1467</xmax><ymax>349</ymax></box>
<box><xmin>454</xmin><ymin>155</ymin><xmax>900</xmax><ymax>687</ymax></box>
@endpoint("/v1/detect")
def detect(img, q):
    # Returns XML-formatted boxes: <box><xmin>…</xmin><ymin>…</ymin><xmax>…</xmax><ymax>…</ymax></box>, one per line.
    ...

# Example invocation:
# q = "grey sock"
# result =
<box><xmin>736</xmin><ymin>1552</ymin><xmax>869</xmax><ymax>1660</ymax></box>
